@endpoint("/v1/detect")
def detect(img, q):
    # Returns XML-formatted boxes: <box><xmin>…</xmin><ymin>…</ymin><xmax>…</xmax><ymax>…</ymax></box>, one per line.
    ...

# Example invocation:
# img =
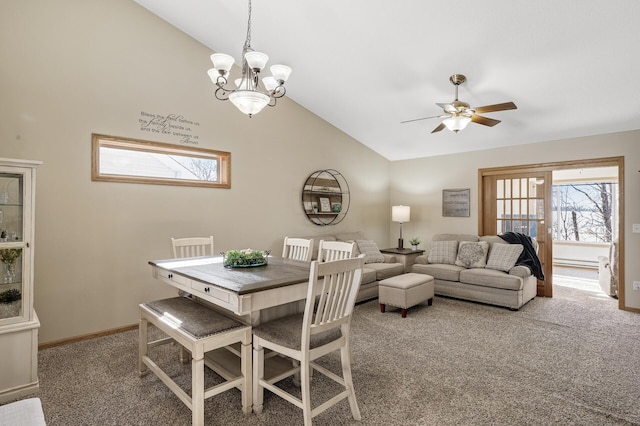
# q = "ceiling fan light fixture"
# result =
<box><xmin>400</xmin><ymin>74</ymin><xmax>516</xmax><ymax>133</ymax></box>
<box><xmin>443</xmin><ymin>115</ymin><xmax>471</xmax><ymax>133</ymax></box>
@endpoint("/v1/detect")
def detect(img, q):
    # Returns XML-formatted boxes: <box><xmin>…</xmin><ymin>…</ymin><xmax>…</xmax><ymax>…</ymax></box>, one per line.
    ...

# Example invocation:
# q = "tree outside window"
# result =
<box><xmin>552</xmin><ymin>182</ymin><xmax>618</xmax><ymax>243</ymax></box>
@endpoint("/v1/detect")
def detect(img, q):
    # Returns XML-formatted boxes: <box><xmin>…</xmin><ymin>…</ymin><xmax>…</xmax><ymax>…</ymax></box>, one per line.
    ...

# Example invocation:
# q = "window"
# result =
<box><xmin>91</xmin><ymin>134</ymin><xmax>230</xmax><ymax>188</ymax></box>
<box><xmin>552</xmin><ymin>182</ymin><xmax>618</xmax><ymax>243</ymax></box>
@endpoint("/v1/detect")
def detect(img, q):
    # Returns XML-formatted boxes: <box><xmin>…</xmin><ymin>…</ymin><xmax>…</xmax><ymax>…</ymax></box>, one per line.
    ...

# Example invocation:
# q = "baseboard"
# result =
<box><xmin>38</xmin><ymin>324</ymin><xmax>137</xmax><ymax>350</ymax></box>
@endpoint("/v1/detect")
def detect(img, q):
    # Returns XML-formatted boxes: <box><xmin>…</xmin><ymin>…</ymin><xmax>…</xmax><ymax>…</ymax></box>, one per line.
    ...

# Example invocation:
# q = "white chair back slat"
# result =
<box><xmin>282</xmin><ymin>237</ymin><xmax>314</xmax><ymax>262</ymax></box>
<box><xmin>318</xmin><ymin>240</ymin><xmax>356</xmax><ymax>263</ymax></box>
<box><xmin>171</xmin><ymin>236</ymin><xmax>214</xmax><ymax>259</ymax></box>
<box><xmin>307</xmin><ymin>255</ymin><xmax>364</xmax><ymax>333</ymax></box>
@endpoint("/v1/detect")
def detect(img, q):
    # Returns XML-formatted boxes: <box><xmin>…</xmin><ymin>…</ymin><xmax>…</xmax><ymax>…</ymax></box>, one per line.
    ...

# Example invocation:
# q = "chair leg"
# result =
<box><xmin>179</xmin><ymin>345</ymin><xmax>188</xmax><ymax>364</ymax></box>
<box><xmin>252</xmin><ymin>343</ymin><xmax>264</xmax><ymax>414</ymax></box>
<box><xmin>241</xmin><ymin>338</ymin><xmax>252</xmax><ymax>415</ymax></box>
<box><xmin>138</xmin><ymin>317</ymin><xmax>148</xmax><ymax>377</ymax></box>
<box><xmin>192</xmin><ymin>353</ymin><xmax>205</xmax><ymax>426</ymax></box>
<box><xmin>401</xmin><ymin>308</ymin><xmax>408</xmax><ymax>318</ymax></box>
<box><xmin>380</xmin><ymin>303</ymin><xmax>385</xmax><ymax>313</ymax></box>
<box><xmin>340</xmin><ymin>343</ymin><xmax>361</xmax><ymax>421</ymax></box>
<box><xmin>301</xmin><ymin>358</ymin><xmax>313</xmax><ymax>426</ymax></box>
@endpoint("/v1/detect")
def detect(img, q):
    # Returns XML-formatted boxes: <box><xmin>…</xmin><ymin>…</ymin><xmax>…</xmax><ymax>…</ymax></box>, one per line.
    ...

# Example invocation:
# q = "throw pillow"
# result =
<box><xmin>486</xmin><ymin>243</ymin><xmax>524</xmax><ymax>272</ymax></box>
<box><xmin>345</xmin><ymin>240</ymin><xmax>362</xmax><ymax>256</ymax></box>
<box><xmin>355</xmin><ymin>240</ymin><xmax>384</xmax><ymax>264</ymax></box>
<box><xmin>455</xmin><ymin>241</ymin><xmax>489</xmax><ymax>268</ymax></box>
<box><xmin>427</xmin><ymin>240</ymin><xmax>458</xmax><ymax>265</ymax></box>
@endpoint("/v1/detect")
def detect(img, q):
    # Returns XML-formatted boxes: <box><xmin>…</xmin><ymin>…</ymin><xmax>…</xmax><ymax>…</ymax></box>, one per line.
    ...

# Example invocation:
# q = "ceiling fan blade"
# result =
<box><xmin>471</xmin><ymin>114</ymin><xmax>501</xmax><ymax>127</ymax></box>
<box><xmin>431</xmin><ymin>123</ymin><xmax>446</xmax><ymax>133</ymax></box>
<box><xmin>473</xmin><ymin>102</ymin><xmax>517</xmax><ymax>114</ymax></box>
<box><xmin>400</xmin><ymin>115</ymin><xmax>441</xmax><ymax>124</ymax></box>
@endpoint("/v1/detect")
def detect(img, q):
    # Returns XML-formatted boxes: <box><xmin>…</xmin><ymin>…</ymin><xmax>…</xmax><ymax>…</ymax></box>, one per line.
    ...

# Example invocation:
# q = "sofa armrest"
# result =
<box><xmin>414</xmin><ymin>255</ymin><xmax>428</xmax><ymax>265</ymax></box>
<box><xmin>382</xmin><ymin>254</ymin><xmax>397</xmax><ymax>263</ymax></box>
<box><xmin>509</xmin><ymin>265</ymin><xmax>533</xmax><ymax>278</ymax></box>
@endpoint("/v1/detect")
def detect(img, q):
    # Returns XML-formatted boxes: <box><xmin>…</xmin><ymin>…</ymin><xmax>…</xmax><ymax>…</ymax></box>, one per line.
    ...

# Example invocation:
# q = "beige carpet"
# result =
<box><xmin>26</xmin><ymin>281</ymin><xmax>640</xmax><ymax>425</ymax></box>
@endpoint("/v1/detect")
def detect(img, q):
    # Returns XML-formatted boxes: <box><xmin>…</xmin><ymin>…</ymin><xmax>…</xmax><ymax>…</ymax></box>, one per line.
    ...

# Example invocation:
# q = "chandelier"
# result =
<box><xmin>207</xmin><ymin>0</ymin><xmax>291</xmax><ymax>117</ymax></box>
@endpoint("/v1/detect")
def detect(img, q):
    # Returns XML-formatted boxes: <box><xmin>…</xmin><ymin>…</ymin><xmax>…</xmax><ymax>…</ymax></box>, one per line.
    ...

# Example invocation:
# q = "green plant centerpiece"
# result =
<box><xmin>222</xmin><ymin>249</ymin><xmax>270</xmax><ymax>268</ymax></box>
<box><xmin>409</xmin><ymin>237</ymin><xmax>421</xmax><ymax>247</ymax></box>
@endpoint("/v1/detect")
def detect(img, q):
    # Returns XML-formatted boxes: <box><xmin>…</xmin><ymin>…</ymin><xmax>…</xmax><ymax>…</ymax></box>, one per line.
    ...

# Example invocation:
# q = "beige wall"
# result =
<box><xmin>2</xmin><ymin>0</ymin><xmax>638</xmax><ymax>344</ymax></box>
<box><xmin>0</xmin><ymin>0</ymin><xmax>390</xmax><ymax>343</ymax></box>
<box><xmin>389</xmin><ymin>132</ymin><xmax>640</xmax><ymax>310</ymax></box>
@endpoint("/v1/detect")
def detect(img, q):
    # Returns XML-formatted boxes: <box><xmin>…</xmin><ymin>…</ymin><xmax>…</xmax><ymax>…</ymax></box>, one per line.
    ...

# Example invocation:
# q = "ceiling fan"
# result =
<box><xmin>401</xmin><ymin>74</ymin><xmax>517</xmax><ymax>133</ymax></box>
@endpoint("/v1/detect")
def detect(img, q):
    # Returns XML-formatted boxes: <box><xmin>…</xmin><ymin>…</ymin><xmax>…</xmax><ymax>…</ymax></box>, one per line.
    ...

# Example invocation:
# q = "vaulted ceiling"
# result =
<box><xmin>133</xmin><ymin>0</ymin><xmax>640</xmax><ymax>161</ymax></box>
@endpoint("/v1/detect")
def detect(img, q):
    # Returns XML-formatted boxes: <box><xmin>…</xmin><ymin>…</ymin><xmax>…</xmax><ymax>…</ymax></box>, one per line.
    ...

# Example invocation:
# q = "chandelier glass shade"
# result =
<box><xmin>207</xmin><ymin>0</ymin><xmax>291</xmax><ymax>117</ymax></box>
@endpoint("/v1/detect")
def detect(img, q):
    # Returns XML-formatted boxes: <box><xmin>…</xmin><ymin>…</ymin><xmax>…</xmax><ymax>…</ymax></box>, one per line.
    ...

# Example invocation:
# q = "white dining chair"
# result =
<box><xmin>252</xmin><ymin>255</ymin><xmax>365</xmax><ymax>425</ymax></box>
<box><xmin>170</xmin><ymin>235</ymin><xmax>214</xmax><ymax>362</ymax></box>
<box><xmin>317</xmin><ymin>240</ymin><xmax>356</xmax><ymax>262</ymax></box>
<box><xmin>171</xmin><ymin>236</ymin><xmax>214</xmax><ymax>258</ymax></box>
<box><xmin>282</xmin><ymin>237</ymin><xmax>314</xmax><ymax>262</ymax></box>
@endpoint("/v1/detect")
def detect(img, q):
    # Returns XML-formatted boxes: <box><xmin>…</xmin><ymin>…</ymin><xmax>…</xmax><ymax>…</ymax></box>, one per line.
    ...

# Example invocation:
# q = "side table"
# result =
<box><xmin>380</xmin><ymin>248</ymin><xmax>425</xmax><ymax>273</ymax></box>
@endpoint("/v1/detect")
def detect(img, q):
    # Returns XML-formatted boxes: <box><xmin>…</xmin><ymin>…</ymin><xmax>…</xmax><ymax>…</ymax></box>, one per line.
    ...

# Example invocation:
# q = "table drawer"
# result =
<box><xmin>156</xmin><ymin>269</ymin><xmax>191</xmax><ymax>290</ymax></box>
<box><xmin>191</xmin><ymin>281</ymin><xmax>231</xmax><ymax>304</ymax></box>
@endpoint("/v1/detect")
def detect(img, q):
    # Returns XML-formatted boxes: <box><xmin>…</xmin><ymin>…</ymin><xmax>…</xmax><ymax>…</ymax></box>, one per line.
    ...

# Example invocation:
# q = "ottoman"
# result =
<box><xmin>379</xmin><ymin>273</ymin><xmax>434</xmax><ymax>317</ymax></box>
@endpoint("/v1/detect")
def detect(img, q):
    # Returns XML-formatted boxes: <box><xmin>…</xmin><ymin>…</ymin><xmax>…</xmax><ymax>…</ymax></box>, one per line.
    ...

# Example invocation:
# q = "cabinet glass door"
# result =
<box><xmin>0</xmin><ymin>173</ymin><xmax>25</xmax><ymax>320</ymax></box>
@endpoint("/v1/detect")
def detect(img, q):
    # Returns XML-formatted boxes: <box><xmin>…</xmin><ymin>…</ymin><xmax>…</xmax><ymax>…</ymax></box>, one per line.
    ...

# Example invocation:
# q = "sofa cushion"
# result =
<box><xmin>364</xmin><ymin>262</ymin><xmax>405</xmax><ymax>280</ymax></box>
<box><xmin>411</xmin><ymin>263</ymin><xmax>465</xmax><ymax>282</ymax></box>
<box><xmin>427</xmin><ymin>240</ymin><xmax>458</xmax><ymax>264</ymax></box>
<box><xmin>355</xmin><ymin>239</ymin><xmax>385</xmax><ymax>264</ymax></box>
<box><xmin>486</xmin><ymin>243</ymin><xmax>524</xmax><ymax>272</ymax></box>
<box><xmin>455</xmin><ymin>241</ymin><xmax>489</xmax><ymax>268</ymax></box>
<box><xmin>361</xmin><ymin>267</ymin><xmax>377</xmax><ymax>285</ymax></box>
<box><xmin>459</xmin><ymin>268</ymin><xmax>523</xmax><ymax>291</ymax></box>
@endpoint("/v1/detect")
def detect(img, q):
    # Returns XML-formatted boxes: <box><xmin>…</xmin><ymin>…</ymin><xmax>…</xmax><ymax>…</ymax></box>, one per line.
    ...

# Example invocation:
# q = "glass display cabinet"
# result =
<box><xmin>0</xmin><ymin>158</ymin><xmax>41</xmax><ymax>403</ymax></box>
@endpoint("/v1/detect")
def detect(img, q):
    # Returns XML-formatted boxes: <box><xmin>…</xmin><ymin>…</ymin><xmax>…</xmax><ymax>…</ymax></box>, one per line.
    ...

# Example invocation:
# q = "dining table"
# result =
<box><xmin>148</xmin><ymin>255</ymin><xmax>312</xmax><ymax>325</ymax></box>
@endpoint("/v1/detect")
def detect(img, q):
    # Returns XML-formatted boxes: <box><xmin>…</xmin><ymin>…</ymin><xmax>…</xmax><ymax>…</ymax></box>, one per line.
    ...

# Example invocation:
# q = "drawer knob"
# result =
<box><xmin>205</xmin><ymin>287</ymin><xmax>210</xmax><ymax>293</ymax></box>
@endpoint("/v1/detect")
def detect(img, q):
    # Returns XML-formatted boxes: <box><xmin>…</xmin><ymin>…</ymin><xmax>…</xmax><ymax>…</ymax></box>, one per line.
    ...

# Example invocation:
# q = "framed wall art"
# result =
<box><xmin>442</xmin><ymin>188</ymin><xmax>470</xmax><ymax>217</ymax></box>
<box><xmin>318</xmin><ymin>197</ymin><xmax>332</xmax><ymax>212</ymax></box>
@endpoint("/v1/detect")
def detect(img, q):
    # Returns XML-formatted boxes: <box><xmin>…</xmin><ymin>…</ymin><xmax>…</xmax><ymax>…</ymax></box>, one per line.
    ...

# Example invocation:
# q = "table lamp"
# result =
<box><xmin>392</xmin><ymin>205</ymin><xmax>410</xmax><ymax>249</ymax></box>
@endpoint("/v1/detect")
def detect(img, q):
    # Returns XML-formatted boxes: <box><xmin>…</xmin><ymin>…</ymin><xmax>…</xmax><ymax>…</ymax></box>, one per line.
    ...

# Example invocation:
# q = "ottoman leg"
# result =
<box><xmin>401</xmin><ymin>308</ymin><xmax>407</xmax><ymax>318</ymax></box>
<box><xmin>380</xmin><ymin>304</ymin><xmax>386</xmax><ymax>313</ymax></box>
<box><xmin>428</xmin><ymin>298</ymin><xmax>433</xmax><ymax>306</ymax></box>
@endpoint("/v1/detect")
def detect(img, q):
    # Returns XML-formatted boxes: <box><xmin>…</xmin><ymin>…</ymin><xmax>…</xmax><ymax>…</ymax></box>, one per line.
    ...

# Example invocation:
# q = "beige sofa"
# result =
<box><xmin>411</xmin><ymin>234</ymin><xmax>538</xmax><ymax>310</ymax></box>
<box><xmin>301</xmin><ymin>231</ymin><xmax>405</xmax><ymax>302</ymax></box>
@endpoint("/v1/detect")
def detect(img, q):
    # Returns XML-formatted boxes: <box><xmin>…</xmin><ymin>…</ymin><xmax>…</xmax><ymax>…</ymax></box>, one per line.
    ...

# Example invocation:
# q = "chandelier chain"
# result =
<box><xmin>243</xmin><ymin>0</ymin><xmax>252</xmax><ymax>54</ymax></box>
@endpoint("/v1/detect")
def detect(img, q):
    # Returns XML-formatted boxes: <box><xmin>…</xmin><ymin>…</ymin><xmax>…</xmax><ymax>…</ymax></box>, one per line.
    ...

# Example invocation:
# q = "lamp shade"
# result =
<box><xmin>443</xmin><ymin>115</ymin><xmax>471</xmax><ymax>132</ymax></box>
<box><xmin>262</xmin><ymin>76</ymin><xmax>277</xmax><ymax>91</ymax></box>
<box><xmin>229</xmin><ymin>90</ymin><xmax>270</xmax><ymax>116</ymax></box>
<box><xmin>392</xmin><ymin>205</ymin><xmax>410</xmax><ymax>223</ymax></box>
<box><xmin>270</xmin><ymin>64</ymin><xmax>292</xmax><ymax>82</ymax></box>
<box><xmin>244</xmin><ymin>51</ymin><xmax>269</xmax><ymax>71</ymax></box>
<box><xmin>210</xmin><ymin>53</ymin><xmax>235</xmax><ymax>72</ymax></box>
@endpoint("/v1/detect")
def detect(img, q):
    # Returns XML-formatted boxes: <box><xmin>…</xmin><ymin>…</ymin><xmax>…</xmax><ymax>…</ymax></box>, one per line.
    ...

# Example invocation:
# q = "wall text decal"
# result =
<box><xmin>139</xmin><ymin>111</ymin><xmax>201</xmax><ymax>145</ymax></box>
